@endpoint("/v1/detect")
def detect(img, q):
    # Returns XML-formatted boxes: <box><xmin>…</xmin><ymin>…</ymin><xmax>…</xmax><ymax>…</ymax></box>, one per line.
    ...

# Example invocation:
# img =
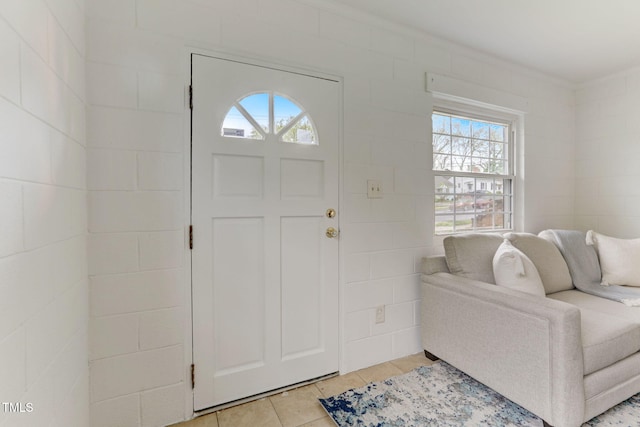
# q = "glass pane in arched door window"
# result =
<box><xmin>221</xmin><ymin>92</ymin><xmax>317</xmax><ymax>145</ymax></box>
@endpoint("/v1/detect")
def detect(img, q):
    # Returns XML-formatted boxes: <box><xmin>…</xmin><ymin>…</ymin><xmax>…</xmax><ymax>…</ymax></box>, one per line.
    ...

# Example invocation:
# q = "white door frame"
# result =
<box><xmin>182</xmin><ymin>48</ymin><xmax>344</xmax><ymax>417</ymax></box>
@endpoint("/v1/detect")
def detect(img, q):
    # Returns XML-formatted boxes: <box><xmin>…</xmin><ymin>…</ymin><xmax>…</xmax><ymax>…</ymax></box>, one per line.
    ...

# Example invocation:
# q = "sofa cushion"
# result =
<box><xmin>548</xmin><ymin>289</ymin><xmax>640</xmax><ymax>324</ymax></box>
<box><xmin>443</xmin><ymin>233</ymin><xmax>503</xmax><ymax>284</ymax></box>
<box><xmin>549</xmin><ymin>290</ymin><xmax>640</xmax><ymax>375</ymax></box>
<box><xmin>505</xmin><ymin>232</ymin><xmax>573</xmax><ymax>294</ymax></box>
<box><xmin>579</xmin><ymin>308</ymin><xmax>640</xmax><ymax>375</ymax></box>
<box><xmin>586</xmin><ymin>230</ymin><xmax>640</xmax><ymax>287</ymax></box>
<box><xmin>493</xmin><ymin>239</ymin><xmax>545</xmax><ymax>297</ymax></box>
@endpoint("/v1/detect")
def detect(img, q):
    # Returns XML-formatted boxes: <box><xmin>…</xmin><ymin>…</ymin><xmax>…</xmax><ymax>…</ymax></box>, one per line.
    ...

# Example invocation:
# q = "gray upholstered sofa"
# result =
<box><xmin>421</xmin><ymin>231</ymin><xmax>640</xmax><ymax>427</ymax></box>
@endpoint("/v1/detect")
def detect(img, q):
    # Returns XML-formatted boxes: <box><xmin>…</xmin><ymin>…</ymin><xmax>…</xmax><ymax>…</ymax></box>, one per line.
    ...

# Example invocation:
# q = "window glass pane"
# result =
<box><xmin>454</xmin><ymin>195</ymin><xmax>473</xmax><ymax>212</ymax></box>
<box><xmin>280</xmin><ymin>115</ymin><xmax>317</xmax><ymax>145</ymax></box>
<box><xmin>239</xmin><ymin>93</ymin><xmax>269</xmax><ymax>133</ymax></box>
<box><xmin>451</xmin><ymin>137</ymin><xmax>471</xmax><ymax>155</ymax></box>
<box><xmin>221</xmin><ymin>106</ymin><xmax>263</xmax><ymax>140</ymax></box>
<box><xmin>475</xmin><ymin>212</ymin><xmax>495</xmax><ymax>229</ymax></box>
<box><xmin>472</xmin><ymin>157</ymin><xmax>490</xmax><ymax>173</ymax></box>
<box><xmin>496</xmin><ymin>195</ymin><xmax>511</xmax><ymax>212</ymax></box>
<box><xmin>435</xmin><ymin>215</ymin><xmax>454</xmax><ymax>235</ymax></box>
<box><xmin>472</xmin><ymin>140</ymin><xmax>491</xmax><ymax>158</ymax></box>
<box><xmin>474</xmin><ymin>195</ymin><xmax>494</xmax><ymax>211</ymax></box>
<box><xmin>432</xmin><ymin>114</ymin><xmax>451</xmax><ymax>133</ymax></box>
<box><xmin>494</xmin><ymin>212</ymin><xmax>511</xmax><ymax>229</ymax></box>
<box><xmin>476</xmin><ymin>178</ymin><xmax>494</xmax><ymax>191</ymax></box>
<box><xmin>433</xmin><ymin>153</ymin><xmax>451</xmax><ymax>171</ymax></box>
<box><xmin>489</xmin><ymin>160</ymin><xmax>505</xmax><ymax>175</ymax></box>
<box><xmin>451</xmin><ymin>138</ymin><xmax>472</xmax><ymax>172</ymax></box>
<box><xmin>433</xmin><ymin>134</ymin><xmax>451</xmax><ymax>154</ymax></box>
<box><xmin>451</xmin><ymin>117</ymin><xmax>471</xmax><ymax>137</ymax></box>
<box><xmin>491</xmin><ymin>124</ymin><xmax>507</xmax><ymax>142</ymax></box>
<box><xmin>489</xmin><ymin>143</ymin><xmax>506</xmax><ymax>174</ymax></box>
<box><xmin>455</xmin><ymin>214</ymin><xmax>473</xmax><ymax>231</ymax></box>
<box><xmin>456</xmin><ymin>176</ymin><xmax>474</xmax><ymax>193</ymax></box>
<box><xmin>450</xmin><ymin>155</ymin><xmax>470</xmax><ymax>173</ymax></box>
<box><xmin>435</xmin><ymin>195</ymin><xmax>451</xmax><ymax>214</ymax></box>
<box><xmin>274</xmin><ymin>95</ymin><xmax>302</xmax><ymax>133</ymax></box>
<box><xmin>500</xmin><ymin>178</ymin><xmax>512</xmax><ymax>196</ymax></box>
<box><xmin>493</xmin><ymin>141</ymin><xmax>507</xmax><ymax>158</ymax></box>
<box><xmin>472</xmin><ymin>121</ymin><xmax>490</xmax><ymax>140</ymax></box>
<box><xmin>435</xmin><ymin>175</ymin><xmax>454</xmax><ymax>195</ymax></box>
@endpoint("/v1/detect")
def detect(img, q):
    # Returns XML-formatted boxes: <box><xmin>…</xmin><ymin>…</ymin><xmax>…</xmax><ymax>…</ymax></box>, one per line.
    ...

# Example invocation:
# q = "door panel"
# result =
<box><xmin>212</xmin><ymin>155</ymin><xmax>264</xmax><ymax>199</ymax></box>
<box><xmin>211</xmin><ymin>217</ymin><xmax>265</xmax><ymax>375</ymax></box>
<box><xmin>281</xmin><ymin>159</ymin><xmax>325</xmax><ymax>199</ymax></box>
<box><xmin>281</xmin><ymin>216</ymin><xmax>323</xmax><ymax>358</ymax></box>
<box><xmin>191</xmin><ymin>54</ymin><xmax>340</xmax><ymax>410</ymax></box>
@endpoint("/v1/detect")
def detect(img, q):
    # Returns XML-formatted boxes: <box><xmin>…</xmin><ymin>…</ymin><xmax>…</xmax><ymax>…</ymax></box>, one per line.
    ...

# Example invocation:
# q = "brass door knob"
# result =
<box><xmin>326</xmin><ymin>227</ymin><xmax>339</xmax><ymax>238</ymax></box>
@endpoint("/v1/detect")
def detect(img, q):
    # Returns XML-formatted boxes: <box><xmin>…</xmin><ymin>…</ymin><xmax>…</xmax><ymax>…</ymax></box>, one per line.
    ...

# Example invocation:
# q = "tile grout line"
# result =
<box><xmin>267</xmin><ymin>396</ymin><xmax>285</xmax><ymax>427</ymax></box>
<box><xmin>305</xmin><ymin>383</ymin><xmax>331</xmax><ymax>427</ymax></box>
<box><xmin>272</xmin><ymin>383</ymin><xmax>329</xmax><ymax>427</ymax></box>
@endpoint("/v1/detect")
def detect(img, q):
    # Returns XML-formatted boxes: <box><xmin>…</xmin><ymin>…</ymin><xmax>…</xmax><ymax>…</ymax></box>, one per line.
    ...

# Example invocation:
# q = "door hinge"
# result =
<box><xmin>189</xmin><ymin>85</ymin><xmax>193</xmax><ymax>110</ymax></box>
<box><xmin>189</xmin><ymin>225</ymin><xmax>193</xmax><ymax>250</ymax></box>
<box><xmin>191</xmin><ymin>363</ymin><xmax>195</xmax><ymax>389</ymax></box>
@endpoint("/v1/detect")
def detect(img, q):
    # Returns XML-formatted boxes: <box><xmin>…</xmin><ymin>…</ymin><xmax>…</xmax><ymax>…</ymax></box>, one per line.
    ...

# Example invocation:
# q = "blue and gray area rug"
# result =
<box><xmin>319</xmin><ymin>362</ymin><xmax>640</xmax><ymax>426</ymax></box>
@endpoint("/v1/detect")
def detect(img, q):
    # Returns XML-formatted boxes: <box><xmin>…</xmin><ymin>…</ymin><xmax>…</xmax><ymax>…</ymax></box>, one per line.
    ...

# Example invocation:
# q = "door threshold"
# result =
<box><xmin>194</xmin><ymin>371</ymin><xmax>339</xmax><ymax>416</ymax></box>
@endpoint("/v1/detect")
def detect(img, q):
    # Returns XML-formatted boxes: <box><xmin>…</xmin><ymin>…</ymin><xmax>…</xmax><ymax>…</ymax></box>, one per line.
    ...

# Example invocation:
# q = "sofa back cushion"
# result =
<box><xmin>443</xmin><ymin>233</ymin><xmax>504</xmax><ymax>283</ymax></box>
<box><xmin>505</xmin><ymin>232</ymin><xmax>574</xmax><ymax>294</ymax></box>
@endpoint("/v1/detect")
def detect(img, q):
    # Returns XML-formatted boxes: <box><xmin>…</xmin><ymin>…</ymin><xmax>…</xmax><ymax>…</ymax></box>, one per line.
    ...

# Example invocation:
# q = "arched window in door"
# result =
<box><xmin>221</xmin><ymin>92</ymin><xmax>318</xmax><ymax>145</ymax></box>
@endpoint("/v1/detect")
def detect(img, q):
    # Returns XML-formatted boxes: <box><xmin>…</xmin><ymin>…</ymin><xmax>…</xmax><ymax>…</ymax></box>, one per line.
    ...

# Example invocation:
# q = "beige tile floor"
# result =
<box><xmin>175</xmin><ymin>353</ymin><xmax>433</xmax><ymax>427</ymax></box>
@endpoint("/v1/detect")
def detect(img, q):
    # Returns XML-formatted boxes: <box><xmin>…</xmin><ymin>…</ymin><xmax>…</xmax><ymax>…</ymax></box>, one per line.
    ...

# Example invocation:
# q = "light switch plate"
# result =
<box><xmin>375</xmin><ymin>305</ymin><xmax>385</xmax><ymax>324</ymax></box>
<box><xmin>367</xmin><ymin>180</ymin><xmax>383</xmax><ymax>198</ymax></box>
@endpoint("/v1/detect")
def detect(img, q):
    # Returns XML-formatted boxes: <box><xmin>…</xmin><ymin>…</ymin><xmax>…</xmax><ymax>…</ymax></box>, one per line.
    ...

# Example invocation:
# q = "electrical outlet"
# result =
<box><xmin>375</xmin><ymin>305</ymin><xmax>385</xmax><ymax>324</ymax></box>
<box><xmin>367</xmin><ymin>180</ymin><xmax>383</xmax><ymax>198</ymax></box>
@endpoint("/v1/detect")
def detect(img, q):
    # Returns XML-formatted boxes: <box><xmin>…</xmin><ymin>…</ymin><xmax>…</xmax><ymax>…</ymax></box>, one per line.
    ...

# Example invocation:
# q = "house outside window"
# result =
<box><xmin>433</xmin><ymin>109</ymin><xmax>514</xmax><ymax>235</ymax></box>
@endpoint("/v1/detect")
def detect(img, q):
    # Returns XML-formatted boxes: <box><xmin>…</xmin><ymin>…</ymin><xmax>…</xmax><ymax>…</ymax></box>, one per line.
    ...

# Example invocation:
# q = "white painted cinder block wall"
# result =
<box><xmin>574</xmin><ymin>70</ymin><xmax>640</xmax><ymax>237</ymax></box>
<box><xmin>0</xmin><ymin>0</ymin><xmax>89</xmax><ymax>426</ymax></box>
<box><xmin>0</xmin><ymin>0</ymin><xmax>576</xmax><ymax>426</ymax></box>
<box><xmin>84</xmin><ymin>1</ymin><xmax>575</xmax><ymax>425</ymax></box>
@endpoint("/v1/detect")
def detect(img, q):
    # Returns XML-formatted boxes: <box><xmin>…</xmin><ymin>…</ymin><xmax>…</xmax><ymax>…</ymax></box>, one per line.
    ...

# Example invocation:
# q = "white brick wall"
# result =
<box><xmin>0</xmin><ymin>99</ymin><xmax>52</xmax><ymax>183</ymax></box>
<box><xmin>0</xmin><ymin>20</ymin><xmax>21</xmax><ymax>104</ymax></box>
<box><xmin>0</xmin><ymin>0</ymin><xmax>583</xmax><ymax>425</ymax></box>
<box><xmin>83</xmin><ymin>0</ymin><xmax>576</xmax><ymax>425</ymax></box>
<box><xmin>0</xmin><ymin>1</ymin><xmax>88</xmax><ymax>427</ymax></box>
<box><xmin>90</xmin><ymin>345</ymin><xmax>183</xmax><ymax>403</ymax></box>
<box><xmin>85</xmin><ymin>1</ymin><xmax>187</xmax><ymax>412</ymax></box>
<box><xmin>90</xmin><ymin>394</ymin><xmax>140</xmax><ymax>427</ymax></box>
<box><xmin>87</xmin><ymin>107</ymin><xmax>183</xmax><ymax>152</ymax></box>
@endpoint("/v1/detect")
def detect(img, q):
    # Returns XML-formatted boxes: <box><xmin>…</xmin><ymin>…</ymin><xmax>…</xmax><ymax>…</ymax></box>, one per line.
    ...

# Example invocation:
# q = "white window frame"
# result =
<box><xmin>432</xmin><ymin>101</ymin><xmax>518</xmax><ymax>235</ymax></box>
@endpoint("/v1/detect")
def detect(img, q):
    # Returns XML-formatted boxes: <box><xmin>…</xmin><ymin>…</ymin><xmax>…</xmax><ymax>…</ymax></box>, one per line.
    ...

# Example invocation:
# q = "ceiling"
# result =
<box><xmin>327</xmin><ymin>0</ymin><xmax>640</xmax><ymax>84</ymax></box>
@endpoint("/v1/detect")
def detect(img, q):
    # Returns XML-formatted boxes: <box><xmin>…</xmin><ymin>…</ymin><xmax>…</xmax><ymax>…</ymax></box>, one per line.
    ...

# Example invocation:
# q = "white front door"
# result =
<box><xmin>191</xmin><ymin>54</ymin><xmax>341</xmax><ymax>410</ymax></box>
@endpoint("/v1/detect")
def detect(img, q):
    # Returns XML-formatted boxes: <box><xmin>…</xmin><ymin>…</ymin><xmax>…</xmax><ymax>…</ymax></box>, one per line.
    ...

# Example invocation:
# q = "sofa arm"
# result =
<box><xmin>421</xmin><ymin>272</ymin><xmax>585</xmax><ymax>427</ymax></box>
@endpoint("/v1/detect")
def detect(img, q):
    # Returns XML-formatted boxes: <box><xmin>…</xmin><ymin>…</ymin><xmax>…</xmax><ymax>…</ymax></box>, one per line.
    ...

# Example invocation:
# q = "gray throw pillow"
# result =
<box><xmin>443</xmin><ymin>233</ymin><xmax>504</xmax><ymax>284</ymax></box>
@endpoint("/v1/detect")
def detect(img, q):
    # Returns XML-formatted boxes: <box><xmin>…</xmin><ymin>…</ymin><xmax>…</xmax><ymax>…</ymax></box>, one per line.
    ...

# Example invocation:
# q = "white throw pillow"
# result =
<box><xmin>586</xmin><ymin>230</ymin><xmax>640</xmax><ymax>287</ymax></box>
<box><xmin>492</xmin><ymin>239</ymin><xmax>546</xmax><ymax>297</ymax></box>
